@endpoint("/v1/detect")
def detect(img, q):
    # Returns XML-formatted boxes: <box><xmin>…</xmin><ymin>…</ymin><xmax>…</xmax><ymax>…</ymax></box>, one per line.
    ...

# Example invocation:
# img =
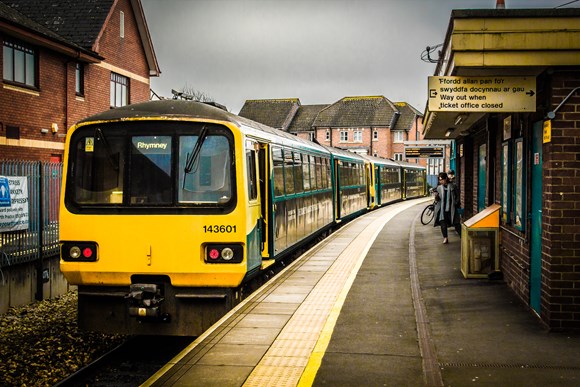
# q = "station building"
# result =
<box><xmin>423</xmin><ymin>8</ymin><xmax>580</xmax><ymax>330</ymax></box>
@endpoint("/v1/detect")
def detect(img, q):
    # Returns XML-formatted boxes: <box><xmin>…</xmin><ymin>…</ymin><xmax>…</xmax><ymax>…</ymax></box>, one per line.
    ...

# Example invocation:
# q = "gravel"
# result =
<box><xmin>0</xmin><ymin>291</ymin><xmax>126</xmax><ymax>386</ymax></box>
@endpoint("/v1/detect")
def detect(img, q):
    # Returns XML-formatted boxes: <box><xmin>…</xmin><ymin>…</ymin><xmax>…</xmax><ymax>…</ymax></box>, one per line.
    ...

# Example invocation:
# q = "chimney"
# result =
<box><xmin>496</xmin><ymin>0</ymin><xmax>505</xmax><ymax>9</ymax></box>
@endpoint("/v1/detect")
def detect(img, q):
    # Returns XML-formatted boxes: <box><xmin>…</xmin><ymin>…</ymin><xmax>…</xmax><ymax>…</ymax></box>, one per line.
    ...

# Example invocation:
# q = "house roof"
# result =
<box><xmin>0</xmin><ymin>0</ymin><xmax>102</xmax><ymax>61</ymax></box>
<box><xmin>392</xmin><ymin>102</ymin><xmax>422</xmax><ymax>131</ymax></box>
<box><xmin>238</xmin><ymin>98</ymin><xmax>301</xmax><ymax>129</ymax></box>
<box><xmin>3</xmin><ymin>0</ymin><xmax>114</xmax><ymax>50</ymax></box>
<box><xmin>313</xmin><ymin>96</ymin><xmax>399</xmax><ymax>128</ymax></box>
<box><xmin>1</xmin><ymin>0</ymin><xmax>159</xmax><ymax>75</ymax></box>
<box><xmin>288</xmin><ymin>104</ymin><xmax>329</xmax><ymax>132</ymax></box>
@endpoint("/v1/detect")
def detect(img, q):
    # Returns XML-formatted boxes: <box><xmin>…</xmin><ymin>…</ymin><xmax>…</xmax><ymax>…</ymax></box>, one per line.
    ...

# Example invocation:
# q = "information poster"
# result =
<box><xmin>0</xmin><ymin>176</ymin><xmax>30</xmax><ymax>232</ymax></box>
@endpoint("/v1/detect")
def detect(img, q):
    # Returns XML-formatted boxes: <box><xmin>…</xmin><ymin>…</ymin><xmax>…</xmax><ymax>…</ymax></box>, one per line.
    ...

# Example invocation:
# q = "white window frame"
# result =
<box><xmin>340</xmin><ymin>131</ymin><xmax>348</xmax><ymax>142</ymax></box>
<box><xmin>393</xmin><ymin>131</ymin><xmax>405</xmax><ymax>143</ymax></box>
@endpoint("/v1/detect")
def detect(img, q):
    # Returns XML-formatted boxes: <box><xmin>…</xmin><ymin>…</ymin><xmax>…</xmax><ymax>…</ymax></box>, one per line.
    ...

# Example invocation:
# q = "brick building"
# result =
<box><xmin>0</xmin><ymin>0</ymin><xmax>159</xmax><ymax>162</ymax></box>
<box><xmin>423</xmin><ymin>8</ymin><xmax>580</xmax><ymax>330</ymax></box>
<box><xmin>239</xmin><ymin>96</ymin><xmax>424</xmax><ymax>162</ymax></box>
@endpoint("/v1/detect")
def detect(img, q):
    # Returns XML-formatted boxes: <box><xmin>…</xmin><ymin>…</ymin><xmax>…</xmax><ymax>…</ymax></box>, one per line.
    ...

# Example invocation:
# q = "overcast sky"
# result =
<box><xmin>141</xmin><ymin>0</ymin><xmax>573</xmax><ymax>114</ymax></box>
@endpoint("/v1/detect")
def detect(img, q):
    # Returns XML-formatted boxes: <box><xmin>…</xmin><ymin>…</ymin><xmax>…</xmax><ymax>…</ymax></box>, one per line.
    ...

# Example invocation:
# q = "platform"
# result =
<box><xmin>145</xmin><ymin>199</ymin><xmax>580</xmax><ymax>387</ymax></box>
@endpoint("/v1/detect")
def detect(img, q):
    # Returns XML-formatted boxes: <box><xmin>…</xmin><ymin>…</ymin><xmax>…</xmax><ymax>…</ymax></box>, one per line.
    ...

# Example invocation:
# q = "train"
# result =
<box><xmin>59</xmin><ymin>100</ymin><xmax>426</xmax><ymax>336</ymax></box>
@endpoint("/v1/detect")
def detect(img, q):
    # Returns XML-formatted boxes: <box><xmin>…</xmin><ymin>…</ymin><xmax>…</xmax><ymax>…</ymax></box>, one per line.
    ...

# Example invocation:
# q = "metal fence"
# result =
<box><xmin>0</xmin><ymin>160</ymin><xmax>62</xmax><ymax>268</ymax></box>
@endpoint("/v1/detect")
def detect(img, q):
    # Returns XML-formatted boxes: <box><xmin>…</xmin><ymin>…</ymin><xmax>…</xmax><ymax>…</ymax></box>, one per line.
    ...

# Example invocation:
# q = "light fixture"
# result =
<box><xmin>454</xmin><ymin>114</ymin><xmax>467</xmax><ymax>126</ymax></box>
<box><xmin>40</xmin><ymin>128</ymin><xmax>49</xmax><ymax>134</ymax></box>
<box><xmin>445</xmin><ymin>128</ymin><xmax>455</xmax><ymax>137</ymax></box>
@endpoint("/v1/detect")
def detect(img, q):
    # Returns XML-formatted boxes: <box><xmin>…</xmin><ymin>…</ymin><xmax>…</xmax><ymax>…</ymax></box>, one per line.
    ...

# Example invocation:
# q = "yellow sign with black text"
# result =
<box><xmin>543</xmin><ymin>120</ymin><xmax>551</xmax><ymax>144</ymax></box>
<box><xmin>428</xmin><ymin>76</ymin><xmax>536</xmax><ymax>112</ymax></box>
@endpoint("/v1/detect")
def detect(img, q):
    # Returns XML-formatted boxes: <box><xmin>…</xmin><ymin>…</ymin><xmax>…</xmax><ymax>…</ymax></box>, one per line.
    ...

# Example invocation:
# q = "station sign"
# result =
<box><xmin>404</xmin><ymin>146</ymin><xmax>444</xmax><ymax>159</ymax></box>
<box><xmin>428</xmin><ymin>76</ymin><xmax>536</xmax><ymax>112</ymax></box>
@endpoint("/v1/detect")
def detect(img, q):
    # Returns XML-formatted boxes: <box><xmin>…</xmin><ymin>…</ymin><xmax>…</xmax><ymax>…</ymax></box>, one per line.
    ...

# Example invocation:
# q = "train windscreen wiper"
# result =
<box><xmin>182</xmin><ymin>125</ymin><xmax>208</xmax><ymax>188</ymax></box>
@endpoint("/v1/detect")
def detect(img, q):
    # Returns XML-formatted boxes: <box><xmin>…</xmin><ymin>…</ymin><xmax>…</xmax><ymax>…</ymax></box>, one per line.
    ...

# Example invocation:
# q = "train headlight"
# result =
<box><xmin>69</xmin><ymin>246</ymin><xmax>81</xmax><ymax>259</ymax></box>
<box><xmin>205</xmin><ymin>244</ymin><xmax>243</xmax><ymax>263</ymax></box>
<box><xmin>61</xmin><ymin>242</ymin><xmax>98</xmax><ymax>262</ymax></box>
<box><xmin>221</xmin><ymin>247</ymin><xmax>234</xmax><ymax>261</ymax></box>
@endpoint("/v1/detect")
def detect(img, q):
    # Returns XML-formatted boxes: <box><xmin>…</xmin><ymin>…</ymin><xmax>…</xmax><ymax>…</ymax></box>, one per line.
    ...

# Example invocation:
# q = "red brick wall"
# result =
<box><xmin>541</xmin><ymin>70</ymin><xmax>580</xmax><ymax>330</ymax></box>
<box><xmin>0</xmin><ymin>0</ymin><xmax>152</xmax><ymax>162</ymax></box>
<box><xmin>315</xmin><ymin>127</ymin><xmax>393</xmax><ymax>158</ymax></box>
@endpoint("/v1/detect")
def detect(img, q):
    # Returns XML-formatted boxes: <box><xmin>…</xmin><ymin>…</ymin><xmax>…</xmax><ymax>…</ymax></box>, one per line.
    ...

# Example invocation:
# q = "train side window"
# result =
<box><xmin>246</xmin><ymin>142</ymin><xmax>258</xmax><ymax>201</ymax></box>
<box><xmin>273</xmin><ymin>147</ymin><xmax>285</xmax><ymax>197</ymax></box>
<box><xmin>293</xmin><ymin>152</ymin><xmax>304</xmax><ymax>193</ymax></box>
<box><xmin>315</xmin><ymin>156</ymin><xmax>323</xmax><ymax>190</ymax></box>
<box><xmin>284</xmin><ymin>150</ymin><xmax>295</xmax><ymax>195</ymax></box>
<box><xmin>302</xmin><ymin>154</ymin><xmax>310</xmax><ymax>191</ymax></box>
<box><xmin>324</xmin><ymin>157</ymin><xmax>332</xmax><ymax>188</ymax></box>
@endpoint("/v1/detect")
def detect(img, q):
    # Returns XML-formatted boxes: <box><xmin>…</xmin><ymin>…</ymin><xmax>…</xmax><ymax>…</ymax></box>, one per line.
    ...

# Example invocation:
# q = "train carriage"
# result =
<box><xmin>325</xmin><ymin>147</ymin><xmax>368</xmax><ymax>222</ymax></box>
<box><xmin>399</xmin><ymin>160</ymin><xmax>427</xmax><ymax>200</ymax></box>
<box><xmin>59</xmin><ymin>100</ymin><xmax>426</xmax><ymax>336</ymax></box>
<box><xmin>362</xmin><ymin>155</ymin><xmax>403</xmax><ymax>208</ymax></box>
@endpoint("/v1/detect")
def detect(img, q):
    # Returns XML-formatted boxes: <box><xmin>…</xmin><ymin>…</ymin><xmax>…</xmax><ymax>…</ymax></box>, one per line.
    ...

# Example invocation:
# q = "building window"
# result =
<box><xmin>340</xmin><ymin>131</ymin><xmax>348</xmax><ymax>142</ymax></box>
<box><xmin>110</xmin><ymin>72</ymin><xmax>129</xmax><ymax>107</ymax></box>
<box><xmin>3</xmin><ymin>38</ymin><xmax>37</xmax><ymax>88</ymax></box>
<box><xmin>513</xmin><ymin>138</ymin><xmax>525</xmax><ymax>231</ymax></box>
<box><xmin>75</xmin><ymin>63</ymin><xmax>84</xmax><ymax>96</ymax></box>
<box><xmin>394</xmin><ymin>153</ymin><xmax>403</xmax><ymax>161</ymax></box>
<box><xmin>6</xmin><ymin>126</ymin><xmax>20</xmax><ymax>139</ymax></box>
<box><xmin>309</xmin><ymin>132</ymin><xmax>315</xmax><ymax>142</ymax></box>
<box><xmin>120</xmin><ymin>11</ymin><xmax>125</xmax><ymax>38</ymax></box>
<box><xmin>354</xmin><ymin>130</ymin><xmax>362</xmax><ymax>142</ymax></box>
<box><xmin>373</xmin><ymin>130</ymin><xmax>378</xmax><ymax>140</ymax></box>
<box><xmin>393</xmin><ymin>131</ymin><xmax>405</xmax><ymax>143</ymax></box>
<box><xmin>325</xmin><ymin>130</ymin><xmax>330</xmax><ymax>141</ymax></box>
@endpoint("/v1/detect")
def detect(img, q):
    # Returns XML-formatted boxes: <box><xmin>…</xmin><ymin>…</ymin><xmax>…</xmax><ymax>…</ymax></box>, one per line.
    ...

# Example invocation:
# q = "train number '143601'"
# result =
<box><xmin>203</xmin><ymin>225</ymin><xmax>237</xmax><ymax>233</ymax></box>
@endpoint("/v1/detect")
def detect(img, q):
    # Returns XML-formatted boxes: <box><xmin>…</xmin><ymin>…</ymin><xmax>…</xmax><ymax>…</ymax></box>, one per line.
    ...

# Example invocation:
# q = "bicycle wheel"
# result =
<box><xmin>420</xmin><ymin>204</ymin><xmax>434</xmax><ymax>225</ymax></box>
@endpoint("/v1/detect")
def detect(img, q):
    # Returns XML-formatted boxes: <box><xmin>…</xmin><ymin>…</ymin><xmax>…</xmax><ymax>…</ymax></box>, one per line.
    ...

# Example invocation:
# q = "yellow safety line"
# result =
<box><xmin>298</xmin><ymin>198</ymin><xmax>428</xmax><ymax>386</ymax></box>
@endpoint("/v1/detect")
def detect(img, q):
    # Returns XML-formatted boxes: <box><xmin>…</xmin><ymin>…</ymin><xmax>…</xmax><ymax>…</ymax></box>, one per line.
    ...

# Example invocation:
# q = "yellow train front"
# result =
<box><xmin>60</xmin><ymin>101</ymin><xmax>276</xmax><ymax>336</ymax></box>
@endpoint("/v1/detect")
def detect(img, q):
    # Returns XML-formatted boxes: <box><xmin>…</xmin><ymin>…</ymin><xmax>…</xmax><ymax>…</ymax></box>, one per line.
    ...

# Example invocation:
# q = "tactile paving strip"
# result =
<box><xmin>243</xmin><ymin>200</ymin><xmax>422</xmax><ymax>386</ymax></box>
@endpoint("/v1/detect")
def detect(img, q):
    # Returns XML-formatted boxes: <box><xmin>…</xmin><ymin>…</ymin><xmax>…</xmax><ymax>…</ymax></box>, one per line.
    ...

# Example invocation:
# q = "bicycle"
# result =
<box><xmin>420</xmin><ymin>191</ymin><xmax>437</xmax><ymax>225</ymax></box>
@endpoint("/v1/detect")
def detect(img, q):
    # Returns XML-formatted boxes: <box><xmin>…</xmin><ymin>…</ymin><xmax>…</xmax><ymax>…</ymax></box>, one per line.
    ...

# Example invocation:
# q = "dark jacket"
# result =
<box><xmin>433</xmin><ymin>182</ymin><xmax>460</xmax><ymax>227</ymax></box>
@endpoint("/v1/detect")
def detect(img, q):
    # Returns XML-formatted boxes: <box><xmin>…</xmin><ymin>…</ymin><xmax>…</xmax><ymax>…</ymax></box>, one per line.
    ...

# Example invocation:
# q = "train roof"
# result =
<box><xmin>77</xmin><ymin>100</ymin><xmax>331</xmax><ymax>155</ymax></box>
<box><xmin>397</xmin><ymin>160</ymin><xmax>425</xmax><ymax>170</ymax></box>
<box><xmin>360</xmin><ymin>154</ymin><xmax>400</xmax><ymax>167</ymax></box>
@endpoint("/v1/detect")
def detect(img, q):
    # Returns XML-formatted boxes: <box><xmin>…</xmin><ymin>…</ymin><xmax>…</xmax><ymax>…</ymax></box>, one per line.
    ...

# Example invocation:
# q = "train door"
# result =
<box><xmin>530</xmin><ymin>121</ymin><xmax>543</xmax><ymax>313</ymax></box>
<box><xmin>333</xmin><ymin>159</ymin><xmax>341</xmax><ymax>220</ymax></box>
<box><xmin>258</xmin><ymin>143</ymin><xmax>269</xmax><ymax>258</ymax></box>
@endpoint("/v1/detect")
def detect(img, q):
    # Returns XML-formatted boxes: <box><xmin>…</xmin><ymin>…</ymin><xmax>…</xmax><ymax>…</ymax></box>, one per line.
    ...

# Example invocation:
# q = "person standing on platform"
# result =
<box><xmin>433</xmin><ymin>172</ymin><xmax>461</xmax><ymax>244</ymax></box>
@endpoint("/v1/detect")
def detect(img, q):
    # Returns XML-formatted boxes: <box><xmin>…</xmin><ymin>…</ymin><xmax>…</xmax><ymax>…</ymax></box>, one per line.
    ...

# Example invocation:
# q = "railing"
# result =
<box><xmin>0</xmin><ymin>160</ymin><xmax>62</xmax><ymax>268</ymax></box>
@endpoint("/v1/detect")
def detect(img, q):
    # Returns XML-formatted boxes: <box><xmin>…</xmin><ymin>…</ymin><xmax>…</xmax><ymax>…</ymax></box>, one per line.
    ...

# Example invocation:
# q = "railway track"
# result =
<box><xmin>55</xmin><ymin>335</ymin><xmax>194</xmax><ymax>386</ymax></box>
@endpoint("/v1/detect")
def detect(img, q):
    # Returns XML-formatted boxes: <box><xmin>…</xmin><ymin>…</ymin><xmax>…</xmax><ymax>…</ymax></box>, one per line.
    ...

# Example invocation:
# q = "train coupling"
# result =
<box><xmin>126</xmin><ymin>283</ymin><xmax>169</xmax><ymax>322</ymax></box>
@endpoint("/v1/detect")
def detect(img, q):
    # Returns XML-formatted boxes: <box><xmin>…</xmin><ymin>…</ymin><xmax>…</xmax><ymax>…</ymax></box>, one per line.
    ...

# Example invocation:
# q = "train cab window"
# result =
<box><xmin>179</xmin><ymin>134</ymin><xmax>231</xmax><ymax>204</ymax></box>
<box><xmin>273</xmin><ymin>147</ymin><xmax>285</xmax><ymax>197</ymax></box>
<box><xmin>72</xmin><ymin>130</ymin><xmax>125</xmax><ymax>204</ymax></box>
<box><xmin>130</xmin><ymin>136</ymin><xmax>172</xmax><ymax>204</ymax></box>
<box><xmin>246</xmin><ymin>141</ymin><xmax>258</xmax><ymax>201</ymax></box>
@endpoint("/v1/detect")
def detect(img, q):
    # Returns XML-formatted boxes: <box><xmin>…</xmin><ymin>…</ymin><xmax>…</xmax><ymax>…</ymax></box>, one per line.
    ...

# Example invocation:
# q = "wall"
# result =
<box><xmin>0</xmin><ymin>256</ymin><xmax>71</xmax><ymax>314</ymax></box>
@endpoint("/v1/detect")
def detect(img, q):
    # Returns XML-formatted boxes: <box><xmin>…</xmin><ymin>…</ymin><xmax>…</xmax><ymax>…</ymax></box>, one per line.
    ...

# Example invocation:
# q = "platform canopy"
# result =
<box><xmin>423</xmin><ymin>9</ymin><xmax>580</xmax><ymax>139</ymax></box>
